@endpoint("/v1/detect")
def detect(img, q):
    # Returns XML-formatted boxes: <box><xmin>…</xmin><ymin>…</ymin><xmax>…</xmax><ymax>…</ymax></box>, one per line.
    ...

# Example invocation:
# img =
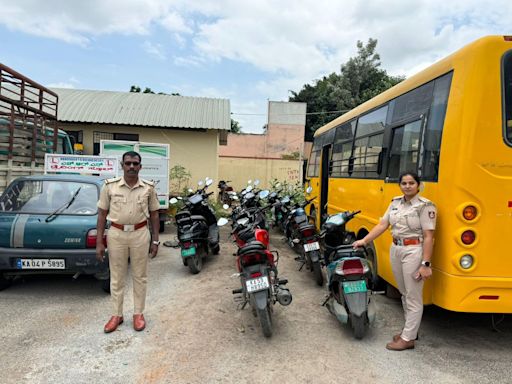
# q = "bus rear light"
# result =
<box><xmin>462</xmin><ymin>205</ymin><xmax>477</xmax><ymax>221</ymax></box>
<box><xmin>461</xmin><ymin>230</ymin><xmax>476</xmax><ymax>245</ymax></box>
<box><xmin>460</xmin><ymin>254</ymin><xmax>474</xmax><ymax>269</ymax></box>
<box><xmin>504</xmin><ymin>36</ymin><xmax>512</xmax><ymax>41</ymax></box>
<box><xmin>479</xmin><ymin>295</ymin><xmax>499</xmax><ymax>300</ymax></box>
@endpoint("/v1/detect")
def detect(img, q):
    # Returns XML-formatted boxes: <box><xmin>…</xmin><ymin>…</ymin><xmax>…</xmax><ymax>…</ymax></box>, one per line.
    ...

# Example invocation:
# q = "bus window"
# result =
<box><xmin>387</xmin><ymin>119</ymin><xmax>422</xmax><ymax>179</ymax></box>
<box><xmin>421</xmin><ymin>72</ymin><xmax>452</xmax><ymax>180</ymax></box>
<box><xmin>503</xmin><ymin>51</ymin><xmax>512</xmax><ymax>144</ymax></box>
<box><xmin>352</xmin><ymin>106</ymin><xmax>387</xmax><ymax>178</ymax></box>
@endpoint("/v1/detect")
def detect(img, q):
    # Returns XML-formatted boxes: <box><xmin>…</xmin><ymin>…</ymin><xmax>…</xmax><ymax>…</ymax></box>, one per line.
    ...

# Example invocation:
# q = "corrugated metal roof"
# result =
<box><xmin>51</xmin><ymin>88</ymin><xmax>231</xmax><ymax>130</ymax></box>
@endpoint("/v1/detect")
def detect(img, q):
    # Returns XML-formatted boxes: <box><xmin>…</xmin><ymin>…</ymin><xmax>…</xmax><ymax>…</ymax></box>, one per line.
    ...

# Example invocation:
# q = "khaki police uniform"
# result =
<box><xmin>97</xmin><ymin>177</ymin><xmax>160</xmax><ymax>316</ymax></box>
<box><xmin>382</xmin><ymin>194</ymin><xmax>437</xmax><ymax>341</ymax></box>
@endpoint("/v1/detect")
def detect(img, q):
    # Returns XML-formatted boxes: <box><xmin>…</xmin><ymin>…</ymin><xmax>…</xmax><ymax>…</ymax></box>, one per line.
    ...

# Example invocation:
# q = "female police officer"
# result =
<box><xmin>353</xmin><ymin>171</ymin><xmax>436</xmax><ymax>351</ymax></box>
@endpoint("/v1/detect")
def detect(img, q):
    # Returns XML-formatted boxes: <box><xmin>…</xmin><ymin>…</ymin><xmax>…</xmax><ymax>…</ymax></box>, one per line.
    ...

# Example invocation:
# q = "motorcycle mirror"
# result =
<box><xmin>198</xmin><ymin>180</ymin><xmax>204</xmax><ymax>186</ymax></box>
<box><xmin>292</xmin><ymin>238</ymin><xmax>301</xmax><ymax>244</ymax></box>
<box><xmin>254</xmin><ymin>179</ymin><xmax>260</xmax><ymax>186</ymax></box>
<box><xmin>246</xmin><ymin>185</ymin><xmax>253</xmax><ymax>192</ymax></box>
<box><xmin>258</xmin><ymin>190</ymin><xmax>270</xmax><ymax>199</ymax></box>
<box><xmin>205</xmin><ymin>178</ymin><xmax>213</xmax><ymax>186</ymax></box>
<box><xmin>275</xmin><ymin>182</ymin><xmax>281</xmax><ymax>188</ymax></box>
<box><xmin>217</xmin><ymin>217</ymin><xmax>229</xmax><ymax>226</ymax></box>
<box><xmin>169</xmin><ymin>197</ymin><xmax>178</xmax><ymax>204</ymax></box>
<box><xmin>177</xmin><ymin>196</ymin><xmax>183</xmax><ymax>200</ymax></box>
<box><xmin>241</xmin><ymin>189</ymin><xmax>247</xmax><ymax>195</ymax></box>
<box><xmin>306</xmin><ymin>186</ymin><xmax>313</xmax><ymax>194</ymax></box>
<box><xmin>222</xmin><ymin>204</ymin><xmax>229</xmax><ymax>210</ymax></box>
<box><xmin>232</xmin><ymin>196</ymin><xmax>239</xmax><ymax>200</ymax></box>
<box><xmin>188</xmin><ymin>189</ymin><xmax>193</xmax><ymax>193</ymax></box>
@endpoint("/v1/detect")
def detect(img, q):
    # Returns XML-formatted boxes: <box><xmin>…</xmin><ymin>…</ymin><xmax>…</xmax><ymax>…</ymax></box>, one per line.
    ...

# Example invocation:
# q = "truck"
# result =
<box><xmin>0</xmin><ymin>63</ymin><xmax>74</xmax><ymax>193</ymax></box>
<box><xmin>100</xmin><ymin>140</ymin><xmax>170</xmax><ymax>232</ymax></box>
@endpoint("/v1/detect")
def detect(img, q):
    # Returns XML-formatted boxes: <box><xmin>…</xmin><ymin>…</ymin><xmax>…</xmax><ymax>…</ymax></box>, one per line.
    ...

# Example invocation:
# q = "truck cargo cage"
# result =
<box><xmin>0</xmin><ymin>63</ymin><xmax>61</xmax><ymax>192</ymax></box>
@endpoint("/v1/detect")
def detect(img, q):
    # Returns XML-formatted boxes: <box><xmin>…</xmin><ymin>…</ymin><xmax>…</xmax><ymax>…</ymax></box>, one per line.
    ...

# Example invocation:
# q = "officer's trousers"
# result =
<box><xmin>390</xmin><ymin>243</ymin><xmax>424</xmax><ymax>341</ymax></box>
<box><xmin>107</xmin><ymin>227</ymin><xmax>150</xmax><ymax>316</ymax></box>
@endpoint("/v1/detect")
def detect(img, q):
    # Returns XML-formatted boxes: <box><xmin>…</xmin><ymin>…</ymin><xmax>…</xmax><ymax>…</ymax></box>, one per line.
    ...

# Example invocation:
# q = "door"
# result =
<box><xmin>320</xmin><ymin>144</ymin><xmax>332</xmax><ymax>223</ymax></box>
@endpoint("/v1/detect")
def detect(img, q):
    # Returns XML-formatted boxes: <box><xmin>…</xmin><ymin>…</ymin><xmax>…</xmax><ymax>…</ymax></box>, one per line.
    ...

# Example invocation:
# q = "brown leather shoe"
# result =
<box><xmin>386</xmin><ymin>337</ymin><xmax>415</xmax><ymax>351</ymax></box>
<box><xmin>393</xmin><ymin>333</ymin><xmax>419</xmax><ymax>342</ymax></box>
<box><xmin>133</xmin><ymin>314</ymin><xmax>146</xmax><ymax>331</ymax></box>
<box><xmin>104</xmin><ymin>316</ymin><xmax>123</xmax><ymax>333</ymax></box>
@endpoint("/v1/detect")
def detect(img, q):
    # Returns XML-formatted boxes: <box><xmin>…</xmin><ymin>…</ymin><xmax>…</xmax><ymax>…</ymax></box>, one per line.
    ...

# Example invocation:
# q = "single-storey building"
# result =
<box><xmin>52</xmin><ymin>88</ymin><xmax>230</xmax><ymax>192</ymax></box>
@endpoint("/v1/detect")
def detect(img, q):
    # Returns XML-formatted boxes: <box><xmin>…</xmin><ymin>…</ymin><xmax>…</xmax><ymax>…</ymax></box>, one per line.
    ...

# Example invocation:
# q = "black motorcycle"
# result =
<box><xmin>321</xmin><ymin>211</ymin><xmax>377</xmax><ymax>339</ymax></box>
<box><xmin>171</xmin><ymin>178</ymin><xmax>220</xmax><ymax>274</ymax></box>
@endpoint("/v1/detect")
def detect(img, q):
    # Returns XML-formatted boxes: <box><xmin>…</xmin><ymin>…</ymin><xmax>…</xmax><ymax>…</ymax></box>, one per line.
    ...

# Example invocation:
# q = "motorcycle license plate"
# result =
<box><xmin>343</xmin><ymin>280</ymin><xmax>367</xmax><ymax>294</ymax></box>
<box><xmin>181</xmin><ymin>247</ymin><xmax>196</xmax><ymax>257</ymax></box>
<box><xmin>245</xmin><ymin>276</ymin><xmax>270</xmax><ymax>293</ymax></box>
<box><xmin>303</xmin><ymin>242</ymin><xmax>320</xmax><ymax>252</ymax></box>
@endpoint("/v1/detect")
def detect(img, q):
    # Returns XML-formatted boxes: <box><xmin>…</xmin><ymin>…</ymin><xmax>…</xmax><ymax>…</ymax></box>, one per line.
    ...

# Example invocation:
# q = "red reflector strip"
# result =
<box><xmin>508</xmin><ymin>201</ymin><xmax>512</xmax><ymax>208</ymax></box>
<box><xmin>479</xmin><ymin>295</ymin><xmax>499</xmax><ymax>300</ymax></box>
<box><xmin>251</xmin><ymin>272</ymin><xmax>262</xmax><ymax>278</ymax></box>
<box><xmin>504</xmin><ymin>36</ymin><xmax>512</xmax><ymax>41</ymax></box>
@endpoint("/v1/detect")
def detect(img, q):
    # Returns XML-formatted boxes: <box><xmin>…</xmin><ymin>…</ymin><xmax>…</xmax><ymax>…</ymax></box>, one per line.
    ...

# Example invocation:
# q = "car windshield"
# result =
<box><xmin>0</xmin><ymin>180</ymin><xmax>99</xmax><ymax>215</ymax></box>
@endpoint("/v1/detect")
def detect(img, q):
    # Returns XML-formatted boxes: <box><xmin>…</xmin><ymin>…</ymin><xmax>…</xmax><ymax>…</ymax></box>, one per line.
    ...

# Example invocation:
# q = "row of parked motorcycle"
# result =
<box><xmin>170</xmin><ymin>178</ymin><xmax>378</xmax><ymax>339</ymax></box>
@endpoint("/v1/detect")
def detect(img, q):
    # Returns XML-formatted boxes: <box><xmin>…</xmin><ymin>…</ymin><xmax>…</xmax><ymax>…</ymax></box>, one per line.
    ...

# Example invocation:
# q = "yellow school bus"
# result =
<box><xmin>306</xmin><ymin>35</ymin><xmax>512</xmax><ymax>313</ymax></box>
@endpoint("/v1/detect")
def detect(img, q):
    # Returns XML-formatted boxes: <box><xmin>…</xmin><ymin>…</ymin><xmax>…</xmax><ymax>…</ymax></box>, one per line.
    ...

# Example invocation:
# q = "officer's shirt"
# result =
<box><xmin>97</xmin><ymin>177</ymin><xmax>160</xmax><ymax>224</ymax></box>
<box><xmin>382</xmin><ymin>194</ymin><xmax>437</xmax><ymax>239</ymax></box>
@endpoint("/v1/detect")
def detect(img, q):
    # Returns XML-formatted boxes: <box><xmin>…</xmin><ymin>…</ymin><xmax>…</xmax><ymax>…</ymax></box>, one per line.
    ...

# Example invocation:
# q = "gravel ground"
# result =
<box><xmin>1</xmin><ymin>225</ymin><xmax>511</xmax><ymax>384</ymax></box>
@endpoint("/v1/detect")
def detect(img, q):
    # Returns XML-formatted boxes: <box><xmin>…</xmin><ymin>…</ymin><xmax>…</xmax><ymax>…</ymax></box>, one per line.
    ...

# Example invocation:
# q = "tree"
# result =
<box><xmin>169</xmin><ymin>164</ymin><xmax>191</xmax><ymax>194</ymax></box>
<box><xmin>231</xmin><ymin>118</ymin><xmax>242</xmax><ymax>133</ymax></box>
<box><xmin>289</xmin><ymin>39</ymin><xmax>404</xmax><ymax>141</ymax></box>
<box><xmin>129</xmin><ymin>85</ymin><xmax>181</xmax><ymax>96</ymax></box>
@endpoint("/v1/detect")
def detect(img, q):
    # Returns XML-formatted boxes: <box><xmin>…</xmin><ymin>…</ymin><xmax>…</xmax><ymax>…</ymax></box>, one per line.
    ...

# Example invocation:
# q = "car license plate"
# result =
<box><xmin>181</xmin><ymin>247</ymin><xmax>196</xmax><ymax>257</ymax></box>
<box><xmin>17</xmin><ymin>259</ymin><xmax>65</xmax><ymax>270</ymax></box>
<box><xmin>246</xmin><ymin>276</ymin><xmax>270</xmax><ymax>293</ymax></box>
<box><xmin>303</xmin><ymin>242</ymin><xmax>320</xmax><ymax>252</ymax></box>
<box><xmin>343</xmin><ymin>280</ymin><xmax>367</xmax><ymax>294</ymax></box>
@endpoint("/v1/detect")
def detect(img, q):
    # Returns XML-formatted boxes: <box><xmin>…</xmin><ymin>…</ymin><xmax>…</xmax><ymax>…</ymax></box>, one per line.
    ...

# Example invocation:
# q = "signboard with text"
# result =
<box><xmin>44</xmin><ymin>154</ymin><xmax>118</xmax><ymax>177</ymax></box>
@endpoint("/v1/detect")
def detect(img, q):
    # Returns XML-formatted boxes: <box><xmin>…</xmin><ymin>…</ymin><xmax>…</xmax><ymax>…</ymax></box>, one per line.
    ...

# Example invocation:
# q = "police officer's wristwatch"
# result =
<box><xmin>421</xmin><ymin>260</ymin><xmax>431</xmax><ymax>267</ymax></box>
<box><xmin>152</xmin><ymin>240</ymin><xmax>160</xmax><ymax>246</ymax></box>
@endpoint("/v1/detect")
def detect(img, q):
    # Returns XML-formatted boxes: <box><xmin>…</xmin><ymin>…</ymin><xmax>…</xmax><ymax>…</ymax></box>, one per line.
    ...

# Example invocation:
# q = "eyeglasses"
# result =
<box><xmin>124</xmin><ymin>161</ymin><xmax>140</xmax><ymax>166</ymax></box>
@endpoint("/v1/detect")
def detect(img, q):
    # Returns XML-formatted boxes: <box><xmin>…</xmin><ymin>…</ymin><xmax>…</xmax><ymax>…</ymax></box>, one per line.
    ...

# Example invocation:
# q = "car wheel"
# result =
<box><xmin>101</xmin><ymin>278</ymin><xmax>111</xmax><ymax>293</ymax></box>
<box><xmin>0</xmin><ymin>273</ymin><xmax>12</xmax><ymax>291</ymax></box>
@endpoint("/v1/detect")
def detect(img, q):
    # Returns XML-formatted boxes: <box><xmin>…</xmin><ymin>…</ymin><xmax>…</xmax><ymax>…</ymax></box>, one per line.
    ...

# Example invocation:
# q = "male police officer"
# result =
<box><xmin>96</xmin><ymin>151</ymin><xmax>160</xmax><ymax>333</ymax></box>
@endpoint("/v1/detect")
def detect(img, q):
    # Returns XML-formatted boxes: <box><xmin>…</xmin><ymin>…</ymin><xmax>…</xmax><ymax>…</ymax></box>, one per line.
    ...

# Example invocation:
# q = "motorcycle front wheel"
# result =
<box><xmin>256</xmin><ymin>306</ymin><xmax>273</xmax><ymax>338</ymax></box>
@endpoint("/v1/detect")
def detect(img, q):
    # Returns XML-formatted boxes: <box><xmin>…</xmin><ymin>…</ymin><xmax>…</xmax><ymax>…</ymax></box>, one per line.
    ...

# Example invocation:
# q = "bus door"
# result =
<box><xmin>320</xmin><ymin>144</ymin><xmax>332</xmax><ymax>223</ymax></box>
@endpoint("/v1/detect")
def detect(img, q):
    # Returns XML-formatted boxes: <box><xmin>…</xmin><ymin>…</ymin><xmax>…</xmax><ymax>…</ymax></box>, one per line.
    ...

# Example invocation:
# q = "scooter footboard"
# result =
<box><xmin>344</xmin><ymin>291</ymin><xmax>368</xmax><ymax>317</ymax></box>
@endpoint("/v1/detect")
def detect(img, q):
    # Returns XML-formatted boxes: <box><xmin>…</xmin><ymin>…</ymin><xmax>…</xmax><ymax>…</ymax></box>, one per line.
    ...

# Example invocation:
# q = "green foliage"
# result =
<box><xmin>169</xmin><ymin>164</ymin><xmax>191</xmax><ymax>194</ymax></box>
<box><xmin>231</xmin><ymin>118</ymin><xmax>242</xmax><ymax>133</ymax></box>
<box><xmin>289</xmin><ymin>38</ymin><xmax>405</xmax><ymax>141</ymax></box>
<box><xmin>268</xmin><ymin>178</ymin><xmax>308</xmax><ymax>205</ymax></box>
<box><xmin>129</xmin><ymin>85</ymin><xmax>181</xmax><ymax>96</ymax></box>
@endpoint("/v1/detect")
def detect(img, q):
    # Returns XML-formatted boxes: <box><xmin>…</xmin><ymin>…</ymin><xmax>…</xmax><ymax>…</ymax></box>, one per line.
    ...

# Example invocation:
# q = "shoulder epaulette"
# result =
<box><xmin>105</xmin><ymin>176</ymin><xmax>121</xmax><ymax>184</ymax></box>
<box><xmin>418</xmin><ymin>196</ymin><xmax>434</xmax><ymax>205</ymax></box>
<box><xmin>141</xmin><ymin>178</ymin><xmax>155</xmax><ymax>187</ymax></box>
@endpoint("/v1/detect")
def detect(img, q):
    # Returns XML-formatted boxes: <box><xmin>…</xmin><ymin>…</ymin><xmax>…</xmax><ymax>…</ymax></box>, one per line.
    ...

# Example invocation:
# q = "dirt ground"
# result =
<box><xmin>1</xmin><ymin>225</ymin><xmax>512</xmax><ymax>384</ymax></box>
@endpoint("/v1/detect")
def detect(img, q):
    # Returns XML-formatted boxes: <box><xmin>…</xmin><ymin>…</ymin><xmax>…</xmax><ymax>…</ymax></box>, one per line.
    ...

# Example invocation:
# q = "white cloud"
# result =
<box><xmin>143</xmin><ymin>41</ymin><xmax>166</xmax><ymax>60</ymax></box>
<box><xmin>46</xmin><ymin>82</ymin><xmax>76</xmax><ymax>89</ymax></box>
<box><xmin>3</xmin><ymin>0</ymin><xmax>512</xmax><ymax>132</ymax></box>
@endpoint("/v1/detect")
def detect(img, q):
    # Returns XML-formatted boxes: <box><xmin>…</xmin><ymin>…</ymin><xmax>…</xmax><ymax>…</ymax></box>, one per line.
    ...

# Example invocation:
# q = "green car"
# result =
<box><xmin>0</xmin><ymin>175</ymin><xmax>110</xmax><ymax>292</ymax></box>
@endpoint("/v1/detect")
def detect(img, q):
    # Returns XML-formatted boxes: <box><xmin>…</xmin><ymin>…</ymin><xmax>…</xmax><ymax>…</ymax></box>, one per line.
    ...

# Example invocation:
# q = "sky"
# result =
<box><xmin>0</xmin><ymin>0</ymin><xmax>510</xmax><ymax>133</ymax></box>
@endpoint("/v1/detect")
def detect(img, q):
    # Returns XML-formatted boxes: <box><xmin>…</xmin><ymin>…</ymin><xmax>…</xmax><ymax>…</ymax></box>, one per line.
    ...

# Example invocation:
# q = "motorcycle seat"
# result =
<box><xmin>299</xmin><ymin>223</ymin><xmax>315</xmax><ymax>231</ymax></box>
<box><xmin>237</xmin><ymin>240</ymin><xmax>266</xmax><ymax>255</ymax></box>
